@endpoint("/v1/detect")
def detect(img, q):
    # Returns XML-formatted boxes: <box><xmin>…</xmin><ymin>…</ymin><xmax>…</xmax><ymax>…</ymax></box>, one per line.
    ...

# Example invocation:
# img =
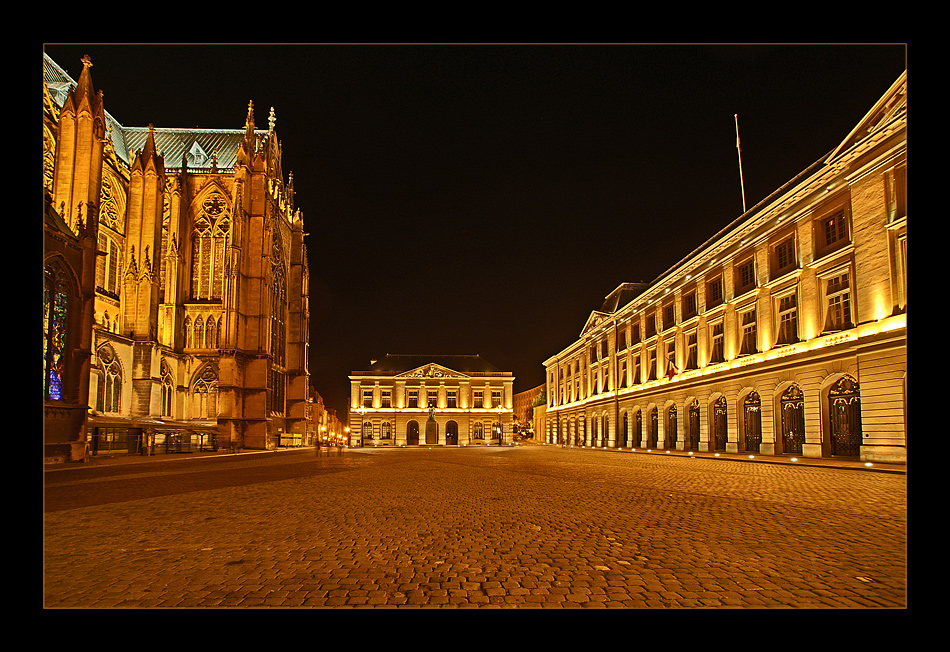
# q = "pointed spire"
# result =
<box><xmin>268</xmin><ymin>106</ymin><xmax>276</xmax><ymax>133</ymax></box>
<box><xmin>245</xmin><ymin>100</ymin><xmax>256</xmax><ymax>139</ymax></box>
<box><xmin>74</xmin><ymin>55</ymin><xmax>96</xmax><ymax>106</ymax></box>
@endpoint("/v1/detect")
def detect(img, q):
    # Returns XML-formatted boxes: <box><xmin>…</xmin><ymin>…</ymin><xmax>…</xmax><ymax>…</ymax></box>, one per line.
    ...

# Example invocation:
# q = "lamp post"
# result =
<box><xmin>495</xmin><ymin>403</ymin><xmax>506</xmax><ymax>446</ymax></box>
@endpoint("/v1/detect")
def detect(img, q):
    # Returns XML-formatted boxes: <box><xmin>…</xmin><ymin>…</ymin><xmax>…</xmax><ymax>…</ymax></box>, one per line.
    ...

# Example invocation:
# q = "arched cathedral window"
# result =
<box><xmin>97</xmin><ymin>344</ymin><xmax>121</xmax><ymax>413</ymax></box>
<box><xmin>193</xmin><ymin>364</ymin><xmax>219</xmax><ymax>419</ymax></box>
<box><xmin>43</xmin><ymin>259</ymin><xmax>73</xmax><ymax>401</ymax></box>
<box><xmin>191</xmin><ymin>192</ymin><xmax>230</xmax><ymax>300</ymax></box>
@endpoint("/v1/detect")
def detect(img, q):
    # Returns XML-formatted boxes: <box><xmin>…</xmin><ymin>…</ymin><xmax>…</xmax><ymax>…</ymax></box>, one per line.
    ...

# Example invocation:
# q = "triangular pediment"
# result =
<box><xmin>580</xmin><ymin>310</ymin><xmax>611</xmax><ymax>337</ymax></box>
<box><xmin>396</xmin><ymin>363</ymin><xmax>471</xmax><ymax>380</ymax></box>
<box><xmin>826</xmin><ymin>71</ymin><xmax>906</xmax><ymax>166</ymax></box>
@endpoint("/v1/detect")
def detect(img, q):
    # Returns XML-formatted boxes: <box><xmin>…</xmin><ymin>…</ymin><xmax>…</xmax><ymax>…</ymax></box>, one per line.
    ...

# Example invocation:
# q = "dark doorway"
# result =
<box><xmin>407</xmin><ymin>420</ymin><xmax>420</xmax><ymax>446</ymax></box>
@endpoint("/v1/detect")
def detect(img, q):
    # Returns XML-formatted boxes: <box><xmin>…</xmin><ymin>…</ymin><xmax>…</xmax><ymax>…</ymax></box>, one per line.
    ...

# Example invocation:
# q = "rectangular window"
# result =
<box><xmin>381</xmin><ymin>390</ymin><xmax>391</xmax><ymax>408</ymax></box>
<box><xmin>735</xmin><ymin>258</ymin><xmax>756</xmax><ymax>295</ymax></box>
<box><xmin>407</xmin><ymin>388</ymin><xmax>418</xmax><ymax>408</ymax></box>
<box><xmin>772</xmin><ymin>235</ymin><xmax>798</xmax><ymax>278</ymax></box>
<box><xmin>648</xmin><ymin>348</ymin><xmax>657</xmax><ymax>381</ymax></box>
<box><xmin>631</xmin><ymin>323</ymin><xmax>641</xmax><ymax>344</ymax></box>
<box><xmin>706</xmin><ymin>277</ymin><xmax>724</xmax><ymax>308</ymax></box>
<box><xmin>632</xmin><ymin>352</ymin><xmax>641</xmax><ymax>385</ymax></box>
<box><xmin>824</xmin><ymin>273</ymin><xmax>853</xmax><ymax>332</ymax></box>
<box><xmin>491</xmin><ymin>390</ymin><xmax>502</xmax><ymax>408</ymax></box>
<box><xmin>473</xmin><ymin>390</ymin><xmax>484</xmax><ymax>409</ymax></box>
<box><xmin>686</xmin><ymin>332</ymin><xmax>698</xmax><ymax>369</ymax></box>
<box><xmin>617</xmin><ymin>330</ymin><xmax>627</xmax><ymax>352</ymax></box>
<box><xmin>709</xmin><ymin>322</ymin><xmax>725</xmax><ymax>363</ymax></box>
<box><xmin>682</xmin><ymin>291</ymin><xmax>697</xmax><ymax>320</ymax></box>
<box><xmin>620</xmin><ymin>359</ymin><xmax>628</xmax><ymax>388</ymax></box>
<box><xmin>427</xmin><ymin>391</ymin><xmax>437</xmax><ymax>408</ymax></box>
<box><xmin>646</xmin><ymin>313</ymin><xmax>657</xmax><ymax>339</ymax></box>
<box><xmin>663</xmin><ymin>304</ymin><xmax>675</xmax><ymax>330</ymax></box>
<box><xmin>740</xmin><ymin>309</ymin><xmax>757</xmax><ymax>355</ymax></box>
<box><xmin>775</xmin><ymin>292</ymin><xmax>799</xmax><ymax>345</ymax></box>
<box><xmin>446</xmin><ymin>390</ymin><xmax>457</xmax><ymax>408</ymax></box>
<box><xmin>886</xmin><ymin>164</ymin><xmax>907</xmax><ymax>222</ymax></box>
<box><xmin>362</xmin><ymin>389</ymin><xmax>373</xmax><ymax>408</ymax></box>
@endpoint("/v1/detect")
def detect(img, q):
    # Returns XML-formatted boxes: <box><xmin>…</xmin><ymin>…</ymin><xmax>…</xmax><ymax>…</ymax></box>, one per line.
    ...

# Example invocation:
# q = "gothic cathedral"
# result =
<box><xmin>43</xmin><ymin>52</ymin><xmax>310</xmax><ymax>462</ymax></box>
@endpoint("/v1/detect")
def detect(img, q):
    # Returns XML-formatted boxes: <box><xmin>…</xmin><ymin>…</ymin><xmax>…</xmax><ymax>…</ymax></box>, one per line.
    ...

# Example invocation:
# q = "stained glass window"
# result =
<box><xmin>43</xmin><ymin>261</ymin><xmax>70</xmax><ymax>401</ymax></box>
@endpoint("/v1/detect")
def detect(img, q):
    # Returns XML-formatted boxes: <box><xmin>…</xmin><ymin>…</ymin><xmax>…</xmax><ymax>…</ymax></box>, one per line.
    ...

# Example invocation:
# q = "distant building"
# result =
<box><xmin>513</xmin><ymin>384</ymin><xmax>544</xmax><ymax>436</ymax></box>
<box><xmin>43</xmin><ymin>52</ymin><xmax>311</xmax><ymax>460</ymax></box>
<box><xmin>543</xmin><ymin>71</ymin><xmax>907</xmax><ymax>464</ymax></box>
<box><xmin>348</xmin><ymin>355</ymin><xmax>514</xmax><ymax>446</ymax></box>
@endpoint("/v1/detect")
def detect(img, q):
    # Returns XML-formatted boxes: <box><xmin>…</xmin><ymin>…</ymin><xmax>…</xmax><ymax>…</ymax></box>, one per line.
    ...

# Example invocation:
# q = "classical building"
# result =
<box><xmin>348</xmin><ymin>355</ymin><xmax>514</xmax><ymax>447</ymax></box>
<box><xmin>543</xmin><ymin>71</ymin><xmax>907</xmax><ymax>464</ymax></box>
<box><xmin>43</xmin><ymin>52</ymin><xmax>311</xmax><ymax>460</ymax></box>
<box><xmin>512</xmin><ymin>384</ymin><xmax>544</xmax><ymax>437</ymax></box>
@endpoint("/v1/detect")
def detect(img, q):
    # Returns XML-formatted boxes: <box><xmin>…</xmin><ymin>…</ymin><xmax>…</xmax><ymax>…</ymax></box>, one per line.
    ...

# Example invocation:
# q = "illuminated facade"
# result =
<box><xmin>348</xmin><ymin>355</ymin><xmax>514</xmax><ymax>447</ymax></box>
<box><xmin>543</xmin><ymin>71</ymin><xmax>907</xmax><ymax>464</ymax></box>
<box><xmin>43</xmin><ymin>53</ymin><xmax>310</xmax><ymax>460</ymax></box>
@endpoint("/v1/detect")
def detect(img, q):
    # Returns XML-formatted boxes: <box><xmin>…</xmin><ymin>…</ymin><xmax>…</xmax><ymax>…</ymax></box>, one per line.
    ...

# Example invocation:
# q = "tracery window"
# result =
<box><xmin>97</xmin><ymin>344</ymin><xmax>121</xmax><ymax>413</ymax></box>
<box><xmin>191</xmin><ymin>192</ymin><xmax>230</xmax><ymax>300</ymax></box>
<box><xmin>193</xmin><ymin>364</ymin><xmax>219</xmax><ymax>419</ymax></box>
<box><xmin>43</xmin><ymin>259</ymin><xmax>72</xmax><ymax>401</ymax></box>
<box><xmin>161</xmin><ymin>359</ymin><xmax>174</xmax><ymax>417</ymax></box>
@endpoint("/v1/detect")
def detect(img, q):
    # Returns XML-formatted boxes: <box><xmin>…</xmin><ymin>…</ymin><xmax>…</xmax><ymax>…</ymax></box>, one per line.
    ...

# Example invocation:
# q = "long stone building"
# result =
<box><xmin>543</xmin><ymin>70</ymin><xmax>907</xmax><ymax>464</ymax></box>
<box><xmin>348</xmin><ymin>355</ymin><xmax>514</xmax><ymax>447</ymax></box>
<box><xmin>43</xmin><ymin>52</ymin><xmax>311</xmax><ymax>461</ymax></box>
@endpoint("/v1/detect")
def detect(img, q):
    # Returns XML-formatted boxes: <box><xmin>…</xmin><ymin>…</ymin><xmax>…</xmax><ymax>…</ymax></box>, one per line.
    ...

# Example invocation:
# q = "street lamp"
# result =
<box><xmin>495</xmin><ymin>403</ymin><xmax>506</xmax><ymax>446</ymax></box>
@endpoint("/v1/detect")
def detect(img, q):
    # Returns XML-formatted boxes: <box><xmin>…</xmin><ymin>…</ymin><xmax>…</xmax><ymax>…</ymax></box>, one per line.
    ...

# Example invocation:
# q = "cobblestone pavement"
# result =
<box><xmin>43</xmin><ymin>445</ymin><xmax>907</xmax><ymax>608</ymax></box>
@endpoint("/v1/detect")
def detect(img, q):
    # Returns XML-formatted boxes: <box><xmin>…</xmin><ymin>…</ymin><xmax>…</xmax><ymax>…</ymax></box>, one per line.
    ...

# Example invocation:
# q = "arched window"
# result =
<box><xmin>205</xmin><ymin>315</ymin><xmax>217</xmax><ymax>349</ymax></box>
<box><xmin>194</xmin><ymin>315</ymin><xmax>204</xmax><ymax>349</ymax></box>
<box><xmin>97</xmin><ymin>345</ymin><xmax>121</xmax><ymax>413</ymax></box>
<box><xmin>183</xmin><ymin>316</ymin><xmax>192</xmax><ymax>349</ymax></box>
<box><xmin>363</xmin><ymin>422</ymin><xmax>373</xmax><ymax>440</ymax></box>
<box><xmin>191</xmin><ymin>192</ymin><xmax>230</xmax><ymax>300</ymax></box>
<box><xmin>193</xmin><ymin>364</ymin><xmax>219</xmax><ymax>419</ymax></box>
<box><xmin>381</xmin><ymin>422</ymin><xmax>392</xmax><ymax>440</ymax></box>
<box><xmin>43</xmin><ymin>259</ymin><xmax>72</xmax><ymax>401</ymax></box>
<box><xmin>160</xmin><ymin>359</ymin><xmax>173</xmax><ymax>417</ymax></box>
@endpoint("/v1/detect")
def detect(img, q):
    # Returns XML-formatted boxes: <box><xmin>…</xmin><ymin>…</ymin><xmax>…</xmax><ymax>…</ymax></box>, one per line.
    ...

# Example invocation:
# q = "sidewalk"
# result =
<box><xmin>549</xmin><ymin>442</ymin><xmax>907</xmax><ymax>474</ymax></box>
<box><xmin>46</xmin><ymin>442</ymin><xmax>906</xmax><ymax>474</ymax></box>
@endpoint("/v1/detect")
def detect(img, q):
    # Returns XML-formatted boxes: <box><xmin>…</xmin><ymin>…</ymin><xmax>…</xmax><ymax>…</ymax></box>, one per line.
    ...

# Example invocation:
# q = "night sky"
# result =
<box><xmin>42</xmin><ymin>43</ymin><xmax>907</xmax><ymax>416</ymax></box>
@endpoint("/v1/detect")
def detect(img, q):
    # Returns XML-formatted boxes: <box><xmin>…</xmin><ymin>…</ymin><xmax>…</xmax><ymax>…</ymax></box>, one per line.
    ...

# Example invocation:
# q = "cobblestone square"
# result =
<box><xmin>43</xmin><ymin>446</ymin><xmax>907</xmax><ymax>608</ymax></box>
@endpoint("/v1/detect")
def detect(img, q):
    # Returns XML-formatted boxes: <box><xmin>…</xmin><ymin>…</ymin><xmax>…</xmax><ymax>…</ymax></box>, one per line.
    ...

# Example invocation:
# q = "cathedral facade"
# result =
<box><xmin>543</xmin><ymin>71</ymin><xmax>907</xmax><ymax>464</ymax></box>
<box><xmin>43</xmin><ymin>53</ymin><xmax>310</xmax><ymax>461</ymax></box>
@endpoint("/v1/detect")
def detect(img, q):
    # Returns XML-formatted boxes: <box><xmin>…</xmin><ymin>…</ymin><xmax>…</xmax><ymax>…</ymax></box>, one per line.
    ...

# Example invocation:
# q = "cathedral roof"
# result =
<box><xmin>43</xmin><ymin>52</ymin><xmax>266</xmax><ymax>171</ymax></box>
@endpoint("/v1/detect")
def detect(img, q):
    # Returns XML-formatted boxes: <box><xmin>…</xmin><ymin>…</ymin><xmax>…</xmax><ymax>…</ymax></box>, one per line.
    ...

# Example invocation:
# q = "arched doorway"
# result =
<box><xmin>744</xmin><ymin>391</ymin><xmax>762</xmax><ymax>453</ymax></box>
<box><xmin>602</xmin><ymin>414</ymin><xmax>610</xmax><ymax>447</ymax></box>
<box><xmin>713</xmin><ymin>396</ymin><xmax>728</xmax><ymax>451</ymax></box>
<box><xmin>688</xmin><ymin>400</ymin><xmax>700</xmax><ymax>451</ymax></box>
<box><xmin>406</xmin><ymin>420</ymin><xmax>420</xmax><ymax>446</ymax></box>
<box><xmin>649</xmin><ymin>407</ymin><xmax>658</xmax><ymax>448</ymax></box>
<box><xmin>781</xmin><ymin>385</ymin><xmax>805</xmax><ymax>455</ymax></box>
<box><xmin>634</xmin><ymin>410</ymin><xmax>642</xmax><ymax>447</ymax></box>
<box><xmin>622</xmin><ymin>412</ymin><xmax>629</xmax><ymax>447</ymax></box>
<box><xmin>446</xmin><ymin>420</ymin><xmax>459</xmax><ymax>446</ymax></box>
<box><xmin>666</xmin><ymin>405</ymin><xmax>677</xmax><ymax>450</ymax></box>
<box><xmin>829</xmin><ymin>376</ymin><xmax>862</xmax><ymax>457</ymax></box>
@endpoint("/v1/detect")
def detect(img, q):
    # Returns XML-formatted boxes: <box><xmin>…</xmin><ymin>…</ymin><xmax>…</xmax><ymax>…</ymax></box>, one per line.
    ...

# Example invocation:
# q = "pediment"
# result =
<box><xmin>826</xmin><ymin>71</ymin><xmax>906</xmax><ymax>166</ymax></box>
<box><xmin>580</xmin><ymin>311</ymin><xmax>611</xmax><ymax>337</ymax></box>
<box><xmin>396</xmin><ymin>363</ymin><xmax>470</xmax><ymax>380</ymax></box>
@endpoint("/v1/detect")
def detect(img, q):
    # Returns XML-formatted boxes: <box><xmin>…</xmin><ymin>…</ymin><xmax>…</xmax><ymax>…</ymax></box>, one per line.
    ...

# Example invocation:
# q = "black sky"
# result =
<box><xmin>42</xmin><ymin>43</ymin><xmax>907</xmax><ymax>416</ymax></box>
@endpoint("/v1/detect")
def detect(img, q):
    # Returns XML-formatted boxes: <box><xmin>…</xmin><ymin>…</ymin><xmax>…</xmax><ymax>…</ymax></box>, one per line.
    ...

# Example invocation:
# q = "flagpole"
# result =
<box><xmin>735</xmin><ymin>113</ymin><xmax>747</xmax><ymax>214</ymax></box>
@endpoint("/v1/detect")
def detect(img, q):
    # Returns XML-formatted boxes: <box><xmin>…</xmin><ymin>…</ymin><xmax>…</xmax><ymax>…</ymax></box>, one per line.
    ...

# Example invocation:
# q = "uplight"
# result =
<box><xmin>864</xmin><ymin>462</ymin><xmax>873</xmax><ymax>467</ymax></box>
<box><xmin>790</xmin><ymin>457</ymin><xmax>798</xmax><ymax>462</ymax></box>
<box><xmin>714</xmin><ymin>453</ymin><xmax>720</xmax><ymax>457</ymax></box>
<box><xmin>748</xmin><ymin>455</ymin><xmax>755</xmax><ymax>459</ymax></box>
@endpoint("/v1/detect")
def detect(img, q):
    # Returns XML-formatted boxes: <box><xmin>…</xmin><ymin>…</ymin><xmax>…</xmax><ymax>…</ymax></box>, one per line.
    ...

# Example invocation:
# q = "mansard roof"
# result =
<box><xmin>359</xmin><ymin>354</ymin><xmax>504</xmax><ymax>376</ymax></box>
